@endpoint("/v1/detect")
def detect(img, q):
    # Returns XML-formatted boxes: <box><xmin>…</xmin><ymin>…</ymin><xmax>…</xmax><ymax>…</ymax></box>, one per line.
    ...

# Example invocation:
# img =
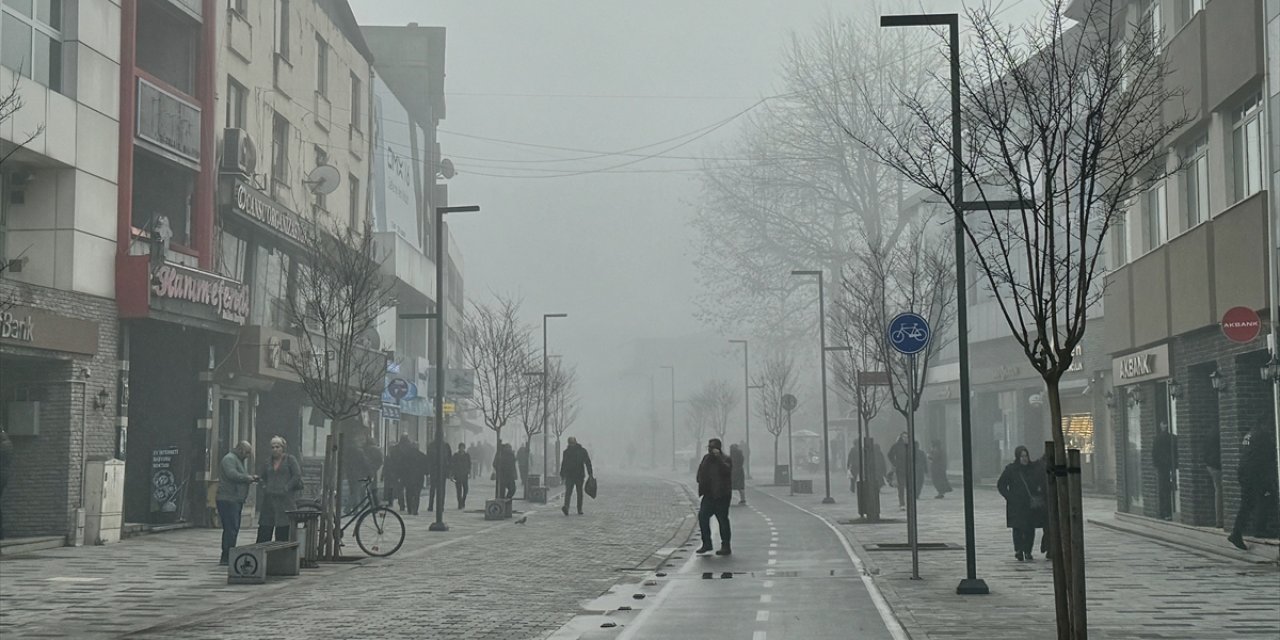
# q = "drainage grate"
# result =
<box><xmin>863</xmin><ymin>542</ymin><xmax>963</xmax><ymax>551</ymax></box>
<box><xmin>838</xmin><ymin>518</ymin><xmax>903</xmax><ymax>525</ymax></box>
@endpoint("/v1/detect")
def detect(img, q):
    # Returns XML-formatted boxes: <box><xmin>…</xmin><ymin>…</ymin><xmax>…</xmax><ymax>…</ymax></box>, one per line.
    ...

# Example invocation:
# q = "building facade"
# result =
<box><xmin>1101</xmin><ymin>0</ymin><xmax>1278</xmax><ymax>537</ymax></box>
<box><xmin>0</xmin><ymin>0</ymin><xmax>124</xmax><ymax>541</ymax></box>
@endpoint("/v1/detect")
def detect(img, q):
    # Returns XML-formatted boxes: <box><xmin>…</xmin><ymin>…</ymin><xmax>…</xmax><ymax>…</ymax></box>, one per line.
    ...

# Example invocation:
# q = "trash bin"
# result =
<box><xmin>286</xmin><ymin>510</ymin><xmax>322</xmax><ymax>568</ymax></box>
<box><xmin>774</xmin><ymin>464</ymin><xmax>791</xmax><ymax>487</ymax></box>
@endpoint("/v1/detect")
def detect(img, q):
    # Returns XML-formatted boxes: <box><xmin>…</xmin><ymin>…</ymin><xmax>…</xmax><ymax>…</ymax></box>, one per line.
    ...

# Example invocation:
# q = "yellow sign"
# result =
<box><xmin>443</xmin><ymin>402</ymin><xmax>456</xmax><ymax>415</ymax></box>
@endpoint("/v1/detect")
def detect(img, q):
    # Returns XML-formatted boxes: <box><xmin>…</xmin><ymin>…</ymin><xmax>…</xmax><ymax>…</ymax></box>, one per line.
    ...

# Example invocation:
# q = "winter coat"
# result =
<box><xmin>730</xmin><ymin>447</ymin><xmax>746</xmax><ymax>491</ymax></box>
<box><xmin>1238</xmin><ymin>428</ymin><xmax>1278</xmax><ymax>490</ymax></box>
<box><xmin>997</xmin><ymin>460</ymin><xmax>1046</xmax><ymax>530</ymax></box>
<box><xmin>847</xmin><ymin>443</ymin><xmax>886</xmax><ymax>489</ymax></box>
<box><xmin>343</xmin><ymin>444</ymin><xmax>370</xmax><ymax>482</ymax></box>
<box><xmin>929</xmin><ymin>447</ymin><xmax>952</xmax><ymax>494</ymax></box>
<box><xmin>257</xmin><ymin>454</ymin><xmax>303</xmax><ymax>527</ymax></box>
<box><xmin>216</xmin><ymin>452</ymin><xmax>254</xmax><ymax>503</ymax></box>
<box><xmin>1153</xmin><ymin>431</ymin><xmax>1176</xmax><ymax>471</ymax></box>
<box><xmin>424</xmin><ymin>440</ymin><xmax>445</xmax><ymax>478</ymax></box>
<box><xmin>451</xmin><ymin>451</ymin><xmax>472</xmax><ymax>480</ymax></box>
<box><xmin>516</xmin><ymin>445</ymin><xmax>530</xmax><ymax>478</ymax></box>
<box><xmin>888</xmin><ymin>440</ymin><xmax>927</xmax><ymax>485</ymax></box>
<box><xmin>495</xmin><ymin>446</ymin><xmax>518</xmax><ymax>479</ymax></box>
<box><xmin>397</xmin><ymin>446</ymin><xmax>427</xmax><ymax>490</ymax></box>
<box><xmin>560</xmin><ymin>443</ymin><xmax>593</xmax><ymax>481</ymax></box>
<box><xmin>386</xmin><ymin>441</ymin><xmax>417</xmax><ymax>487</ymax></box>
<box><xmin>697</xmin><ymin>450</ymin><xmax>733</xmax><ymax>499</ymax></box>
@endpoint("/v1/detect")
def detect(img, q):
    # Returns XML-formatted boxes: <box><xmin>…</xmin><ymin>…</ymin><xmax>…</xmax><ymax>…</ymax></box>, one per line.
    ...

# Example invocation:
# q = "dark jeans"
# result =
<box><xmin>1155</xmin><ymin>468</ymin><xmax>1174</xmax><ymax>520</ymax></box>
<box><xmin>1232</xmin><ymin>482</ymin><xmax>1271</xmax><ymax>539</ymax></box>
<box><xmin>426</xmin><ymin>476</ymin><xmax>440</xmax><ymax>511</ymax></box>
<box><xmin>404</xmin><ymin>484</ymin><xmax>422</xmax><ymax>515</ymax></box>
<box><xmin>564</xmin><ymin>476</ymin><xmax>585</xmax><ymax>512</ymax></box>
<box><xmin>1011</xmin><ymin>527</ymin><xmax>1035</xmax><ymax>554</ymax></box>
<box><xmin>256</xmin><ymin>525</ymin><xmax>290</xmax><ymax>543</ymax></box>
<box><xmin>455</xmin><ymin>477</ymin><xmax>469</xmax><ymax>509</ymax></box>
<box><xmin>698</xmin><ymin>495</ymin><xmax>732</xmax><ymax>548</ymax></box>
<box><xmin>501</xmin><ymin>477</ymin><xmax>517</xmax><ymax>501</ymax></box>
<box><xmin>216</xmin><ymin>500</ymin><xmax>243</xmax><ymax>561</ymax></box>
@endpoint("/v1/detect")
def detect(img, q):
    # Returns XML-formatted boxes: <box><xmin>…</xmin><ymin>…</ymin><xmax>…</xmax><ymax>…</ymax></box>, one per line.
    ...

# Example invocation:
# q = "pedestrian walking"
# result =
<box><xmin>1228</xmin><ymin>420</ymin><xmax>1278</xmax><ymax>550</ymax></box>
<box><xmin>495</xmin><ymin>443</ymin><xmax>518</xmax><ymax>501</ymax></box>
<box><xmin>256</xmin><ymin>436</ymin><xmax>303</xmax><ymax>543</ymax></box>
<box><xmin>0</xmin><ymin>429</ymin><xmax>12</xmax><ymax>541</ymax></box>
<box><xmin>847</xmin><ymin>437</ymin><xmax>886</xmax><ymax>494</ymax></box>
<box><xmin>424</xmin><ymin>438</ymin><xmax>446</xmax><ymax>512</ymax></box>
<box><xmin>215</xmin><ymin>441</ymin><xmax>257</xmax><ymax>565</ymax></box>
<box><xmin>1153</xmin><ymin>421</ymin><xmax>1177</xmax><ymax>521</ymax></box>
<box><xmin>730</xmin><ymin>443</ymin><xmax>746</xmax><ymax>505</ymax></box>
<box><xmin>997</xmin><ymin>445</ymin><xmax>1047</xmax><ymax>561</ymax></box>
<box><xmin>467</xmin><ymin>443</ymin><xmax>480</xmax><ymax>479</ymax></box>
<box><xmin>516</xmin><ymin>443</ymin><xmax>530</xmax><ymax>498</ymax></box>
<box><xmin>887</xmin><ymin>433</ymin><xmax>926</xmax><ymax>509</ymax></box>
<box><xmin>400</xmin><ymin>439</ymin><xmax>427</xmax><ymax>515</ymax></box>
<box><xmin>559</xmin><ymin>437</ymin><xmax>593</xmax><ymax>515</ymax></box>
<box><xmin>386</xmin><ymin>435</ymin><xmax>415</xmax><ymax>512</ymax></box>
<box><xmin>343</xmin><ymin>431</ymin><xmax>372</xmax><ymax>510</ymax></box>
<box><xmin>696</xmin><ymin>437</ymin><xmax>733</xmax><ymax>556</ymax></box>
<box><xmin>929</xmin><ymin>440</ymin><xmax>953</xmax><ymax>499</ymax></box>
<box><xmin>451</xmin><ymin>443</ymin><xmax>471</xmax><ymax>510</ymax></box>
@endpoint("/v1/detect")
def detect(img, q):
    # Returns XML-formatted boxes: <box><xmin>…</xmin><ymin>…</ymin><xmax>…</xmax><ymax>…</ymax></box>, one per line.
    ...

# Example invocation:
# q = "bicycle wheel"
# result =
<box><xmin>354</xmin><ymin>506</ymin><xmax>405</xmax><ymax>557</ymax></box>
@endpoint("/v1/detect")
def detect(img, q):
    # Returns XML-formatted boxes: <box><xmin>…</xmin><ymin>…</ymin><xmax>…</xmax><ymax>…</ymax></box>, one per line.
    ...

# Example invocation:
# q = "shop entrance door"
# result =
<box><xmin>217</xmin><ymin>395</ymin><xmax>252</xmax><ymax>466</ymax></box>
<box><xmin>1124</xmin><ymin>394</ymin><xmax>1143</xmax><ymax>511</ymax></box>
<box><xmin>1156</xmin><ymin>381</ymin><xmax>1179</xmax><ymax>521</ymax></box>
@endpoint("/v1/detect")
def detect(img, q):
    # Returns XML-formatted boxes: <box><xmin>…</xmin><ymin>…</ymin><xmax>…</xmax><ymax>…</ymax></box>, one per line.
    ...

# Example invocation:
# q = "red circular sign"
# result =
<box><xmin>1221</xmin><ymin>306</ymin><xmax>1262</xmax><ymax>343</ymax></box>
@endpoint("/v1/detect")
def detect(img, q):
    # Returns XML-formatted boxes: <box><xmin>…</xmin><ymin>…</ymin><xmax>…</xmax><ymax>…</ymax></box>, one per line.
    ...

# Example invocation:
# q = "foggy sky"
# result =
<box><xmin>348</xmin><ymin>0</ymin><xmax>1043</xmax><ymax>457</ymax></box>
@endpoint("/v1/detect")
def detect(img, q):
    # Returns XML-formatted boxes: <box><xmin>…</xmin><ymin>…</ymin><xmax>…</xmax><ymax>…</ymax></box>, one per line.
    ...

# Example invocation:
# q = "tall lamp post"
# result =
<box><xmin>660</xmin><ymin>365</ymin><xmax>676</xmax><ymax>471</ymax></box>
<box><xmin>791</xmin><ymin>269</ymin><xmax>836</xmax><ymax>504</ymax></box>
<box><xmin>426</xmin><ymin>204</ymin><xmax>479</xmax><ymax>532</ymax></box>
<box><xmin>729</xmin><ymin>339</ymin><xmax>754</xmax><ymax>479</ymax></box>
<box><xmin>542</xmin><ymin>313</ymin><xmax>568</xmax><ymax>493</ymax></box>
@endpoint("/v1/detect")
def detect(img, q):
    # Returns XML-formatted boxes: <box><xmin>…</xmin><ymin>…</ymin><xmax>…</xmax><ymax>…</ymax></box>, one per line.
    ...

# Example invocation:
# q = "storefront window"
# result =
<box><xmin>215</xmin><ymin>229</ymin><xmax>246</xmax><ymax>281</ymax></box>
<box><xmin>251</xmin><ymin>245</ymin><xmax>292</xmax><ymax>329</ymax></box>
<box><xmin>1124</xmin><ymin>398</ymin><xmax>1144</xmax><ymax>511</ymax></box>
<box><xmin>1061</xmin><ymin>414</ymin><xmax>1095</xmax><ymax>454</ymax></box>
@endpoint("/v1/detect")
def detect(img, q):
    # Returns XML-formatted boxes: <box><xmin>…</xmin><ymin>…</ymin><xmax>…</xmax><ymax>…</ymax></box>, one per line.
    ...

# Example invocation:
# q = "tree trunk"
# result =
<box><xmin>1067</xmin><ymin>449</ymin><xmax>1088</xmax><ymax>638</ymax></box>
<box><xmin>773</xmin><ymin>435</ymin><xmax>780</xmax><ymax>483</ymax></box>
<box><xmin>1044</xmin><ymin>442</ymin><xmax>1069</xmax><ymax>640</ymax></box>
<box><xmin>1046</xmin><ymin>380</ymin><xmax>1084</xmax><ymax>639</ymax></box>
<box><xmin>494</xmin><ymin>430</ymin><xmax>503</xmax><ymax>501</ymax></box>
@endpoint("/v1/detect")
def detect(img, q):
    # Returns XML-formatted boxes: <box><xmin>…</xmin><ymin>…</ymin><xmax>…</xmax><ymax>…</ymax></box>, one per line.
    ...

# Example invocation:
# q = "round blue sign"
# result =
<box><xmin>888</xmin><ymin>312</ymin><xmax>931</xmax><ymax>355</ymax></box>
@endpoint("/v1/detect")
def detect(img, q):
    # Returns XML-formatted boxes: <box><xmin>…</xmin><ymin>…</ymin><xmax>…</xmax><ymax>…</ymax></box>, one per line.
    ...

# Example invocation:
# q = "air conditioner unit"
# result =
<box><xmin>222</xmin><ymin>128</ymin><xmax>258</xmax><ymax>176</ymax></box>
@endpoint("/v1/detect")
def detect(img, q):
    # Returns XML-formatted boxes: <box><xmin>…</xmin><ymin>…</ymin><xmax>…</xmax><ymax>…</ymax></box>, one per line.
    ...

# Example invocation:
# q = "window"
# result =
<box><xmin>275</xmin><ymin>0</ymin><xmax>290</xmax><ymax>61</ymax></box>
<box><xmin>230</xmin><ymin>0</ymin><xmax>247</xmax><ymax>16</ymax></box>
<box><xmin>350</xmin><ymin>73</ymin><xmax>362</xmax><ymax>131</ymax></box>
<box><xmin>251</xmin><ymin>245</ymin><xmax>292</xmax><ymax>330</ymax></box>
<box><xmin>216</xmin><ymin>229</ymin><xmax>247</xmax><ymax>281</ymax></box>
<box><xmin>131</xmin><ymin>149</ymin><xmax>195</xmax><ymax>248</ymax></box>
<box><xmin>348</xmin><ymin>174</ymin><xmax>361</xmax><ymax>229</ymax></box>
<box><xmin>313</xmin><ymin>145</ymin><xmax>328</xmax><ymax>211</ymax></box>
<box><xmin>225</xmin><ymin>77</ymin><xmax>247</xmax><ymax>130</ymax></box>
<box><xmin>315</xmin><ymin>35</ymin><xmax>328</xmax><ymax>97</ymax></box>
<box><xmin>1111</xmin><ymin>213</ymin><xmax>1129</xmax><ymax>269</ymax></box>
<box><xmin>1182</xmin><ymin>136</ymin><xmax>1208</xmax><ymax>229</ymax></box>
<box><xmin>1177</xmin><ymin>0</ymin><xmax>1203</xmax><ymax>27</ymax></box>
<box><xmin>1232</xmin><ymin>94</ymin><xmax>1264</xmax><ymax>202</ymax></box>
<box><xmin>1143</xmin><ymin>0</ymin><xmax>1162</xmax><ymax>51</ymax></box>
<box><xmin>271</xmin><ymin>112</ymin><xmax>290</xmax><ymax>190</ymax></box>
<box><xmin>1142</xmin><ymin>182</ymin><xmax>1167</xmax><ymax>253</ymax></box>
<box><xmin>1</xmin><ymin>0</ymin><xmax>62</xmax><ymax>91</ymax></box>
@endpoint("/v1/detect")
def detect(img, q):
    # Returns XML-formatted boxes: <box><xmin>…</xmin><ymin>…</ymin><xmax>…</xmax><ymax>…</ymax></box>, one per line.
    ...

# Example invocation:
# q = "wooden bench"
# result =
<box><xmin>227</xmin><ymin>541</ymin><xmax>301</xmax><ymax>584</ymax></box>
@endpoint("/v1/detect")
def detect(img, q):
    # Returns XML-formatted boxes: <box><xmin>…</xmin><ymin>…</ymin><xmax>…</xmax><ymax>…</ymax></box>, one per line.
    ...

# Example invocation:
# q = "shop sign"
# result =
<box><xmin>1112</xmin><ymin>344</ymin><xmax>1169</xmax><ymax>386</ymax></box>
<box><xmin>150</xmin><ymin>446</ymin><xmax>181</xmax><ymax>513</ymax></box>
<box><xmin>1221</xmin><ymin>306</ymin><xmax>1262</xmax><ymax>344</ymax></box>
<box><xmin>152</xmin><ymin>263</ymin><xmax>250</xmax><ymax>324</ymax></box>
<box><xmin>227</xmin><ymin>177</ymin><xmax>310</xmax><ymax>244</ymax></box>
<box><xmin>0</xmin><ymin>307</ymin><xmax>99</xmax><ymax>355</ymax></box>
<box><xmin>136</xmin><ymin>78</ymin><xmax>201</xmax><ymax>164</ymax></box>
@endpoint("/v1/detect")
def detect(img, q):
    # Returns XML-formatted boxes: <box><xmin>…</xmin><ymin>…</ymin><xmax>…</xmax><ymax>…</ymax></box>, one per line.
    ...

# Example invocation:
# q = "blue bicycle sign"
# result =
<box><xmin>888</xmin><ymin>312</ymin><xmax>931</xmax><ymax>355</ymax></box>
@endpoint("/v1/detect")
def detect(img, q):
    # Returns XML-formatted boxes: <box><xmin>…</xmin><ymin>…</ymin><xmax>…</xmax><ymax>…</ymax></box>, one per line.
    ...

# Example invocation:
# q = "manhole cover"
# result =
<box><xmin>863</xmin><ymin>542</ymin><xmax>962</xmax><ymax>551</ymax></box>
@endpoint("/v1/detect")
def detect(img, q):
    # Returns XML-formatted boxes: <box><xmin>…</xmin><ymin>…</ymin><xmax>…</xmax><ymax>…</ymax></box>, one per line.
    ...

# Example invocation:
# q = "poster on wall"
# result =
<box><xmin>150</xmin><ymin>446</ymin><xmax>182</xmax><ymax>514</ymax></box>
<box><xmin>372</xmin><ymin>77</ymin><xmax>423</xmax><ymax>252</ymax></box>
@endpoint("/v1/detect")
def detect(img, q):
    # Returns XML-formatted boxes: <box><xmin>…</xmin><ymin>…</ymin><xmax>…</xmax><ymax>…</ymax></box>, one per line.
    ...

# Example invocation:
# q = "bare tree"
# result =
<box><xmin>829</xmin><ymin>291</ymin><xmax>890</xmax><ymax>447</ymax></box>
<box><xmin>852</xmin><ymin>3</ymin><xmax>1188</xmax><ymax>636</ymax></box>
<box><xmin>461</xmin><ymin>295</ymin><xmax>533</xmax><ymax>499</ymax></box>
<box><xmin>547</xmin><ymin>361</ymin><xmax>578</xmax><ymax>472</ymax></box>
<box><xmin>703</xmin><ymin>380</ymin><xmax>738</xmax><ymax>442</ymax></box>
<box><xmin>284</xmin><ymin>221</ymin><xmax>395</xmax><ymax>558</ymax></box>
<box><xmin>692</xmin><ymin>9</ymin><xmax>933</xmax><ymax>340</ymax></box>
<box><xmin>840</xmin><ymin>208</ymin><xmax>955</xmax><ymax>423</ymax></box>
<box><xmin>754</xmin><ymin>352</ymin><xmax>797</xmax><ymax>477</ymax></box>
<box><xmin>684</xmin><ymin>387</ymin><xmax>712</xmax><ymax>454</ymax></box>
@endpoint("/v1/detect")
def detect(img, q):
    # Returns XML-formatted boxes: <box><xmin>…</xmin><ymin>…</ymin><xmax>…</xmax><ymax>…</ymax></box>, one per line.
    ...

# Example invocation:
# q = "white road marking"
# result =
<box><xmin>765</xmin><ymin>569</ymin><xmax>776</xmax><ymax>576</ymax></box>
<box><xmin>762</xmin><ymin>580</ymin><xmax>774</xmax><ymax>588</ymax></box>
<box><xmin>768</xmin><ymin>550</ymin><xmax>777</xmax><ymax>556</ymax></box>
<box><xmin>756</xmin><ymin>610</ymin><xmax>771</xmax><ymax>622</ymax></box>
<box><xmin>767</xmin><ymin>559</ymin><xmax>777</xmax><ymax>565</ymax></box>
<box><xmin>753</xmin><ymin>632</ymin><xmax>767</xmax><ymax>640</ymax></box>
<box><xmin>768</xmin><ymin>494</ymin><xmax>911</xmax><ymax>640</ymax></box>
<box><xmin>769</xmin><ymin>542</ymin><xmax>778</xmax><ymax>548</ymax></box>
<box><xmin>760</xmin><ymin>594</ymin><xmax>773</xmax><ymax>604</ymax></box>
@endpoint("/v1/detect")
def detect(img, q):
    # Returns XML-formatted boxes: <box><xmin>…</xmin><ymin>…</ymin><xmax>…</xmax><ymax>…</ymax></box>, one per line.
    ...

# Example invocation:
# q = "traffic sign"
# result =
<box><xmin>1222</xmin><ymin>306</ymin><xmax>1262</xmax><ymax>343</ymax></box>
<box><xmin>781</xmin><ymin>394</ymin><xmax>797</xmax><ymax>412</ymax></box>
<box><xmin>888</xmin><ymin>312</ymin><xmax>931</xmax><ymax>355</ymax></box>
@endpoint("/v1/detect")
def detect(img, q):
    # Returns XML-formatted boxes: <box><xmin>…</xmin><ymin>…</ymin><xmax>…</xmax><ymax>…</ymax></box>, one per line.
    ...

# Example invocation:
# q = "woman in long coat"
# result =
<box><xmin>257</xmin><ymin>436</ymin><xmax>304</xmax><ymax>542</ymax></box>
<box><xmin>929</xmin><ymin>440</ymin><xmax>953</xmax><ymax>499</ymax></box>
<box><xmin>997</xmin><ymin>445</ymin><xmax>1047</xmax><ymax>561</ymax></box>
<box><xmin>729</xmin><ymin>444</ymin><xmax>746</xmax><ymax>505</ymax></box>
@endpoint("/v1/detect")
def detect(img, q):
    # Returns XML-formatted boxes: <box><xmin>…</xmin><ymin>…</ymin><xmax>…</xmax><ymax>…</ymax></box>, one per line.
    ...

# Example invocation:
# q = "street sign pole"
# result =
<box><xmin>888</xmin><ymin>312</ymin><xmax>930</xmax><ymax>580</ymax></box>
<box><xmin>786</xmin><ymin>407</ymin><xmax>795</xmax><ymax>496</ymax></box>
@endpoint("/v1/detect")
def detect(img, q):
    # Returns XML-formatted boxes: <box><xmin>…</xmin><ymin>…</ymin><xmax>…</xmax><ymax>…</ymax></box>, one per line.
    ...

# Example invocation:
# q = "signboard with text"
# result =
<box><xmin>372</xmin><ymin>78</ymin><xmax>423</xmax><ymax>251</ymax></box>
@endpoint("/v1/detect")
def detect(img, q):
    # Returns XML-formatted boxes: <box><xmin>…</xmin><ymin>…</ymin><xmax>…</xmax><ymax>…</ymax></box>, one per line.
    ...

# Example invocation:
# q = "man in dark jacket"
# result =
<box><xmin>696</xmin><ymin>438</ymin><xmax>733</xmax><ymax>555</ymax></box>
<box><xmin>559</xmin><ymin>437</ymin><xmax>593</xmax><ymax>515</ymax></box>
<box><xmin>385</xmin><ymin>435</ymin><xmax>413</xmax><ymax>512</ymax></box>
<box><xmin>395</xmin><ymin>437</ymin><xmax>427</xmax><ymax>516</ymax></box>
<box><xmin>887</xmin><ymin>433</ymin><xmax>927</xmax><ymax>509</ymax></box>
<box><xmin>1229</xmin><ymin>421</ymin><xmax>1278</xmax><ymax>550</ymax></box>
<box><xmin>424</xmin><ymin>438</ymin><xmax>445</xmax><ymax>512</ymax></box>
<box><xmin>495</xmin><ymin>443</ymin><xmax>518</xmax><ymax>501</ymax></box>
<box><xmin>451</xmin><ymin>443</ymin><xmax>471</xmax><ymax>510</ymax></box>
<box><xmin>516</xmin><ymin>443</ymin><xmax>531</xmax><ymax>499</ymax></box>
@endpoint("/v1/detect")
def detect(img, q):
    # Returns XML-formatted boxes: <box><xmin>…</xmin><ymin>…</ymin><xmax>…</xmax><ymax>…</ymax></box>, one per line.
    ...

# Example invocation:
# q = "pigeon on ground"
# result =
<box><xmin>514</xmin><ymin>516</ymin><xmax>528</xmax><ymax>525</ymax></box>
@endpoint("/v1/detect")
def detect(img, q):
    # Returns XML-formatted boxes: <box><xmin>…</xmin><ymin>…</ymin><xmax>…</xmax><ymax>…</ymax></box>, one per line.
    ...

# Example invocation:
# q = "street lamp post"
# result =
<box><xmin>427</xmin><ymin>204</ymin><xmax>479</xmax><ymax>532</ymax></box>
<box><xmin>542</xmin><ymin>313</ymin><xmax>568</xmax><ymax>495</ymax></box>
<box><xmin>729</xmin><ymin>339</ymin><xmax>753</xmax><ymax>480</ymax></box>
<box><xmin>661</xmin><ymin>365</ymin><xmax>676</xmax><ymax>471</ymax></box>
<box><xmin>792</xmin><ymin>269</ymin><xmax>836</xmax><ymax>504</ymax></box>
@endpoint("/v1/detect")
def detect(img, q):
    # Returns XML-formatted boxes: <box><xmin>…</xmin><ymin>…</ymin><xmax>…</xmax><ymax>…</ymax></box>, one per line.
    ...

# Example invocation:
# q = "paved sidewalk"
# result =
<box><xmin>766</xmin><ymin>473</ymin><xmax>1280</xmax><ymax>640</ymax></box>
<box><xmin>0</xmin><ymin>475</ymin><xmax>695</xmax><ymax>639</ymax></box>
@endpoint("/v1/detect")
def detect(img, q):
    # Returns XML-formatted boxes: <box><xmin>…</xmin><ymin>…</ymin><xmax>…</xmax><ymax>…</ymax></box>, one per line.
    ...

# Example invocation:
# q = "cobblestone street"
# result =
<box><xmin>767</xmin><ymin>474</ymin><xmax>1280</xmax><ymax>640</ymax></box>
<box><xmin>0</xmin><ymin>475</ymin><xmax>695</xmax><ymax>639</ymax></box>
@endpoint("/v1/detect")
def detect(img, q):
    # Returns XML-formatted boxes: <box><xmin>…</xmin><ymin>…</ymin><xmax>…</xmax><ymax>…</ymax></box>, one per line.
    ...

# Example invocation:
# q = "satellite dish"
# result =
<box><xmin>439</xmin><ymin>158</ymin><xmax>456</xmax><ymax>180</ymax></box>
<box><xmin>304</xmin><ymin>164</ymin><xmax>341</xmax><ymax>195</ymax></box>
